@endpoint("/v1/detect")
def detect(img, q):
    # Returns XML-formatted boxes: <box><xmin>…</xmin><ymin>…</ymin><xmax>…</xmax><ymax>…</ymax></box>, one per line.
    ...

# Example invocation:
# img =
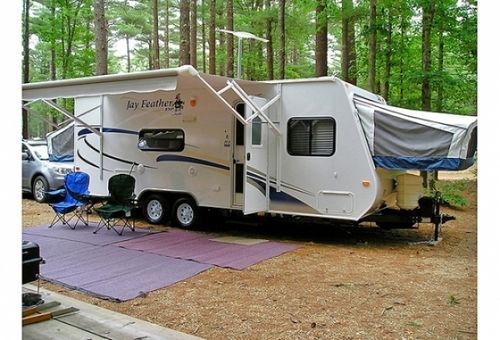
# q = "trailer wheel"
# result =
<box><xmin>172</xmin><ymin>197</ymin><xmax>198</xmax><ymax>228</ymax></box>
<box><xmin>143</xmin><ymin>194</ymin><xmax>169</xmax><ymax>224</ymax></box>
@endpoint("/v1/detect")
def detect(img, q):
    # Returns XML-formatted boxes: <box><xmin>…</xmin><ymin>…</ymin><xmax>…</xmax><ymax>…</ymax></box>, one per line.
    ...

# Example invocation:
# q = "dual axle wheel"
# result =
<box><xmin>142</xmin><ymin>194</ymin><xmax>198</xmax><ymax>228</ymax></box>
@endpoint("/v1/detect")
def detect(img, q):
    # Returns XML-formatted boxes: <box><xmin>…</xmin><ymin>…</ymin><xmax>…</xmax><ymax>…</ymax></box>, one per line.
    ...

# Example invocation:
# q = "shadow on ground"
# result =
<box><xmin>166</xmin><ymin>212</ymin><xmax>438</xmax><ymax>248</ymax></box>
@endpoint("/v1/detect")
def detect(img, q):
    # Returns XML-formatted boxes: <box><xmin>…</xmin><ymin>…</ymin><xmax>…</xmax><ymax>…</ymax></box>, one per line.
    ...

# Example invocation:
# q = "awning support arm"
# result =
<box><xmin>227</xmin><ymin>80</ymin><xmax>281</xmax><ymax>135</ymax></box>
<box><xmin>22</xmin><ymin>105</ymin><xmax>60</xmax><ymax>130</ymax></box>
<box><xmin>41</xmin><ymin>99</ymin><xmax>102</xmax><ymax>137</ymax></box>
<box><xmin>246</xmin><ymin>92</ymin><xmax>281</xmax><ymax>123</ymax></box>
<box><xmin>195</xmin><ymin>75</ymin><xmax>248</xmax><ymax>126</ymax></box>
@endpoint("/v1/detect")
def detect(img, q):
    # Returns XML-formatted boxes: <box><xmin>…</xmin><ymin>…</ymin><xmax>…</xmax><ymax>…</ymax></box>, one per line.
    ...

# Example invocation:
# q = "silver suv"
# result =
<box><xmin>22</xmin><ymin>139</ymin><xmax>74</xmax><ymax>202</ymax></box>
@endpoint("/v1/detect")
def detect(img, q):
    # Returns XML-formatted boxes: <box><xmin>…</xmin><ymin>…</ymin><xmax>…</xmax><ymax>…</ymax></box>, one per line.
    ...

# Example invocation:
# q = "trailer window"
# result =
<box><xmin>138</xmin><ymin>129</ymin><xmax>185</xmax><ymax>152</ymax></box>
<box><xmin>252</xmin><ymin>116</ymin><xmax>262</xmax><ymax>146</ymax></box>
<box><xmin>287</xmin><ymin>118</ymin><xmax>335</xmax><ymax>156</ymax></box>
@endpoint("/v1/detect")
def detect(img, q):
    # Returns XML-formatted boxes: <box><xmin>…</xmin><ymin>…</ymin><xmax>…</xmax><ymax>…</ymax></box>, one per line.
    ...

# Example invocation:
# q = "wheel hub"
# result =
<box><xmin>177</xmin><ymin>203</ymin><xmax>193</xmax><ymax>224</ymax></box>
<box><xmin>147</xmin><ymin>200</ymin><xmax>163</xmax><ymax>219</ymax></box>
<box><xmin>34</xmin><ymin>180</ymin><xmax>45</xmax><ymax>201</ymax></box>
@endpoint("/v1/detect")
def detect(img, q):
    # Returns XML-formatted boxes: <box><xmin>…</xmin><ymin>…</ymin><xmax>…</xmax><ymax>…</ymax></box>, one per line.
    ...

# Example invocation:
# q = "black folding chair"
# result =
<box><xmin>93</xmin><ymin>174</ymin><xmax>138</xmax><ymax>235</ymax></box>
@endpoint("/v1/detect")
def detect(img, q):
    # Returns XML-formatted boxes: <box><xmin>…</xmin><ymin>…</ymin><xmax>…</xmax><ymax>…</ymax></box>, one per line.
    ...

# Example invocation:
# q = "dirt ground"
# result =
<box><xmin>22</xmin><ymin>179</ymin><xmax>477</xmax><ymax>340</ymax></box>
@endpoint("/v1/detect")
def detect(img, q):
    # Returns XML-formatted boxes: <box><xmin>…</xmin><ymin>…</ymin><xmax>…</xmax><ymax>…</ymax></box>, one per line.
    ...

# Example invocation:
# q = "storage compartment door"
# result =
<box><xmin>244</xmin><ymin>97</ymin><xmax>268</xmax><ymax>214</ymax></box>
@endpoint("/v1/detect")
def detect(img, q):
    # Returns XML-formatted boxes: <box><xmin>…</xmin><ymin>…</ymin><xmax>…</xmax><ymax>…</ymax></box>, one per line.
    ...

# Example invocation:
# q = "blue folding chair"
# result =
<box><xmin>48</xmin><ymin>172</ymin><xmax>90</xmax><ymax>229</ymax></box>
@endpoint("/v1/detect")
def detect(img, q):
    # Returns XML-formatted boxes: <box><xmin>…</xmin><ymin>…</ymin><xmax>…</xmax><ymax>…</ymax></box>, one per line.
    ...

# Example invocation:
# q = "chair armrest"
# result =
<box><xmin>44</xmin><ymin>188</ymin><xmax>66</xmax><ymax>202</ymax></box>
<box><xmin>88</xmin><ymin>195</ymin><xmax>111</xmax><ymax>204</ymax></box>
<box><xmin>45</xmin><ymin>188</ymin><xmax>65</xmax><ymax>196</ymax></box>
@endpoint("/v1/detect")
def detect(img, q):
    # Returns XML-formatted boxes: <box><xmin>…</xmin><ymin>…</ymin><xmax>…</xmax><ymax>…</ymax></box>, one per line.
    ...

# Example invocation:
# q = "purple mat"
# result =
<box><xmin>115</xmin><ymin>229</ymin><xmax>300</xmax><ymax>270</ymax></box>
<box><xmin>23</xmin><ymin>222</ymin><xmax>152</xmax><ymax>246</ymax></box>
<box><xmin>22</xmin><ymin>234</ymin><xmax>212</xmax><ymax>301</ymax></box>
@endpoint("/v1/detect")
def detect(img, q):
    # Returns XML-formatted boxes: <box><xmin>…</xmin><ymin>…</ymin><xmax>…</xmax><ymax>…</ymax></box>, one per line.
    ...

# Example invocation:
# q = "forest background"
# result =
<box><xmin>20</xmin><ymin>0</ymin><xmax>478</xmax><ymax>138</ymax></box>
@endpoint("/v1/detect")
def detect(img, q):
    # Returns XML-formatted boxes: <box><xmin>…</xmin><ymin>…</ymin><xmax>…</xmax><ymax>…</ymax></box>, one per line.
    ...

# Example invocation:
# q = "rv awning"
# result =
<box><xmin>21</xmin><ymin>68</ymin><xmax>187</xmax><ymax>101</ymax></box>
<box><xmin>354</xmin><ymin>96</ymin><xmax>477</xmax><ymax>171</ymax></box>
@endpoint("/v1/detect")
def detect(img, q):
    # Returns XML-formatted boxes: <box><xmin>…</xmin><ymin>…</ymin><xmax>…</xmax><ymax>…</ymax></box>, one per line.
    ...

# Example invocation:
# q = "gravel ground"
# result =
<box><xmin>22</xmin><ymin>179</ymin><xmax>477</xmax><ymax>339</ymax></box>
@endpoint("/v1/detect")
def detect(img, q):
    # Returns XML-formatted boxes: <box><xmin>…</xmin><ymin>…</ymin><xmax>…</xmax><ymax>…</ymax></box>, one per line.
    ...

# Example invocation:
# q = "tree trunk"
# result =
<box><xmin>436</xmin><ymin>7</ymin><xmax>444</xmax><ymax>112</ymax></box>
<box><xmin>341</xmin><ymin>0</ymin><xmax>356</xmax><ymax>85</ymax></box>
<box><xmin>226</xmin><ymin>0</ymin><xmax>234</xmax><ymax>78</ymax></box>
<box><xmin>421</xmin><ymin>0</ymin><xmax>435</xmax><ymax>111</ymax></box>
<box><xmin>126</xmin><ymin>35</ymin><xmax>131</xmax><ymax>72</ymax></box>
<box><xmin>265</xmin><ymin>0</ymin><xmax>273</xmax><ymax>80</ymax></box>
<box><xmin>179</xmin><ymin>0</ymin><xmax>191</xmax><ymax>66</ymax></box>
<box><xmin>208</xmin><ymin>0</ymin><xmax>216</xmax><ymax>74</ymax></box>
<box><xmin>315</xmin><ymin>0</ymin><xmax>328</xmax><ymax>77</ymax></box>
<box><xmin>367</xmin><ymin>0</ymin><xmax>377</xmax><ymax>92</ymax></box>
<box><xmin>201</xmin><ymin>0</ymin><xmax>206</xmax><ymax>72</ymax></box>
<box><xmin>277</xmin><ymin>0</ymin><xmax>285</xmax><ymax>79</ymax></box>
<box><xmin>381</xmin><ymin>6</ymin><xmax>392</xmax><ymax>100</ymax></box>
<box><xmin>164</xmin><ymin>0</ymin><xmax>170</xmax><ymax>68</ymax></box>
<box><xmin>22</xmin><ymin>0</ymin><xmax>30</xmax><ymax>139</ymax></box>
<box><xmin>398</xmin><ymin>9</ymin><xmax>406</xmax><ymax>105</ymax></box>
<box><xmin>190</xmin><ymin>0</ymin><xmax>197</xmax><ymax>68</ymax></box>
<box><xmin>61</xmin><ymin>0</ymin><xmax>84</xmax><ymax>79</ymax></box>
<box><xmin>94</xmin><ymin>0</ymin><xmax>108</xmax><ymax>75</ymax></box>
<box><xmin>50</xmin><ymin>0</ymin><xmax>56</xmax><ymax>81</ymax></box>
<box><xmin>217</xmin><ymin>4</ymin><xmax>225</xmax><ymax>76</ymax></box>
<box><xmin>151</xmin><ymin>0</ymin><xmax>160</xmax><ymax>69</ymax></box>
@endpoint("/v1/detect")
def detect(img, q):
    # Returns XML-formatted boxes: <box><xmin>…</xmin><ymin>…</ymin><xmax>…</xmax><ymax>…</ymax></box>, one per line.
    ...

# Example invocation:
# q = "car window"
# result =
<box><xmin>30</xmin><ymin>144</ymin><xmax>49</xmax><ymax>160</ymax></box>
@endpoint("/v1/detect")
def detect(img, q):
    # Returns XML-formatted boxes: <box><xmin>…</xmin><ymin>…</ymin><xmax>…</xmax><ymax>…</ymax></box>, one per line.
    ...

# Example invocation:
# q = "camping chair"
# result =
<box><xmin>93</xmin><ymin>174</ymin><xmax>138</xmax><ymax>235</ymax></box>
<box><xmin>47</xmin><ymin>171</ymin><xmax>90</xmax><ymax>229</ymax></box>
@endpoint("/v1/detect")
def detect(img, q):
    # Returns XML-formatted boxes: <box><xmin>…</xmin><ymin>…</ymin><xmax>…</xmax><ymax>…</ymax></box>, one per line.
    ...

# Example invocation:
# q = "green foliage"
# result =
<box><xmin>407</xmin><ymin>320</ymin><xmax>422</xmax><ymax>327</ymax></box>
<box><xmin>447</xmin><ymin>294</ymin><xmax>460</xmax><ymax>305</ymax></box>
<box><xmin>23</xmin><ymin>0</ymin><xmax>477</xmax><ymax>117</ymax></box>
<box><xmin>436</xmin><ymin>180</ymin><xmax>470</xmax><ymax>208</ymax></box>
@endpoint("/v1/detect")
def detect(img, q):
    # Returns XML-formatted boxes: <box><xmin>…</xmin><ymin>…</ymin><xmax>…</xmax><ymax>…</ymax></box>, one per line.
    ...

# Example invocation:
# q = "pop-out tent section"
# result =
<box><xmin>353</xmin><ymin>95</ymin><xmax>477</xmax><ymax>171</ymax></box>
<box><xmin>46</xmin><ymin>121</ymin><xmax>74</xmax><ymax>162</ymax></box>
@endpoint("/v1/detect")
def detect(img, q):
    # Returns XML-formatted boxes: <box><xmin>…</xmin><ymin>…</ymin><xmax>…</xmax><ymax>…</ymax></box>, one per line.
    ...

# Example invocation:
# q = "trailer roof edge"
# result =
<box><xmin>22</xmin><ymin>66</ymin><xmax>197</xmax><ymax>90</ymax></box>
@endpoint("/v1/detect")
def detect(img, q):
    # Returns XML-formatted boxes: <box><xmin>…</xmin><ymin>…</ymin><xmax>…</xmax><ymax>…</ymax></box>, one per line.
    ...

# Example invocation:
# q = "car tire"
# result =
<box><xmin>142</xmin><ymin>194</ymin><xmax>169</xmax><ymax>224</ymax></box>
<box><xmin>172</xmin><ymin>197</ymin><xmax>198</xmax><ymax>229</ymax></box>
<box><xmin>32</xmin><ymin>176</ymin><xmax>49</xmax><ymax>203</ymax></box>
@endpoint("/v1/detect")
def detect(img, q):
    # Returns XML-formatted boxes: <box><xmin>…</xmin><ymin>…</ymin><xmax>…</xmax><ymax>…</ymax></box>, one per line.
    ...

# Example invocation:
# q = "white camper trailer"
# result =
<box><xmin>22</xmin><ymin>66</ymin><xmax>477</xmax><ymax>239</ymax></box>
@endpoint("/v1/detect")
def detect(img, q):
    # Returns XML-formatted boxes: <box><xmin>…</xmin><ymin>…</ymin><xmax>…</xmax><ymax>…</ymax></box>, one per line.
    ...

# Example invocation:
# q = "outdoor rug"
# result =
<box><xmin>23</xmin><ymin>221</ymin><xmax>152</xmax><ymax>246</ymax></box>
<box><xmin>114</xmin><ymin>229</ymin><xmax>300</xmax><ymax>270</ymax></box>
<box><xmin>22</xmin><ymin>233</ymin><xmax>212</xmax><ymax>301</ymax></box>
<box><xmin>22</xmin><ymin>224</ymin><xmax>299</xmax><ymax>301</ymax></box>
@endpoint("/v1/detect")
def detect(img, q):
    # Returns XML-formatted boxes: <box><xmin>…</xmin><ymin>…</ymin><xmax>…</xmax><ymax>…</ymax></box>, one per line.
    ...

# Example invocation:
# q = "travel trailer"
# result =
<box><xmin>22</xmin><ymin>66</ymin><xmax>477</xmax><ymax>240</ymax></box>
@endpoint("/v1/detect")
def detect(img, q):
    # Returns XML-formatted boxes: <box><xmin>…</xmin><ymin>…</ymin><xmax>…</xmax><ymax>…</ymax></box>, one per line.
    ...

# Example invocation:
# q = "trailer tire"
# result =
<box><xmin>143</xmin><ymin>194</ymin><xmax>169</xmax><ymax>224</ymax></box>
<box><xmin>172</xmin><ymin>197</ymin><xmax>198</xmax><ymax>228</ymax></box>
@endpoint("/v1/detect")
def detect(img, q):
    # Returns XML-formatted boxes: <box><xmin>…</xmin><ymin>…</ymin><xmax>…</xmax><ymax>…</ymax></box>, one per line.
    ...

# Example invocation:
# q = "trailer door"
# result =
<box><xmin>244</xmin><ymin>97</ymin><xmax>268</xmax><ymax>214</ymax></box>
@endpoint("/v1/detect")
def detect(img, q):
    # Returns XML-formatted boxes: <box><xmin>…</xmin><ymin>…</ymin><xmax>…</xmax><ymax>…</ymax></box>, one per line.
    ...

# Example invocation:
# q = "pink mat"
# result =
<box><xmin>115</xmin><ymin>229</ymin><xmax>300</xmax><ymax>270</ymax></box>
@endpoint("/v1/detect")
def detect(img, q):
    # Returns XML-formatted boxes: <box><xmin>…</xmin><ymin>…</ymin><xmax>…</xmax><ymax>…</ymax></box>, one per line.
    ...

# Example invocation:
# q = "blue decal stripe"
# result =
<box><xmin>373</xmin><ymin>156</ymin><xmax>475</xmax><ymax>171</ymax></box>
<box><xmin>78</xmin><ymin>127</ymin><xmax>139</xmax><ymax>137</ymax></box>
<box><xmin>157</xmin><ymin>155</ymin><xmax>230</xmax><ymax>171</ymax></box>
<box><xmin>247</xmin><ymin>177</ymin><xmax>266</xmax><ymax>196</ymax></box>
<box><xmin>247</xmin><ymin>171</ymin><xmax>266</xmax><ymax>183</ymax></box>
<box><xmin>77</xmin><ymin>150</ymin><xmax>112</xmax><ymax>172</ymax></box>
<box><xmin>269</xmin><ymin>186</ymin><xmax>315</xmax><ymax>208</ymax></box>
<box><xmin>82</xmin><ymin>138</ymin><xmax>155</xmax><ymax>169</ymax></box>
